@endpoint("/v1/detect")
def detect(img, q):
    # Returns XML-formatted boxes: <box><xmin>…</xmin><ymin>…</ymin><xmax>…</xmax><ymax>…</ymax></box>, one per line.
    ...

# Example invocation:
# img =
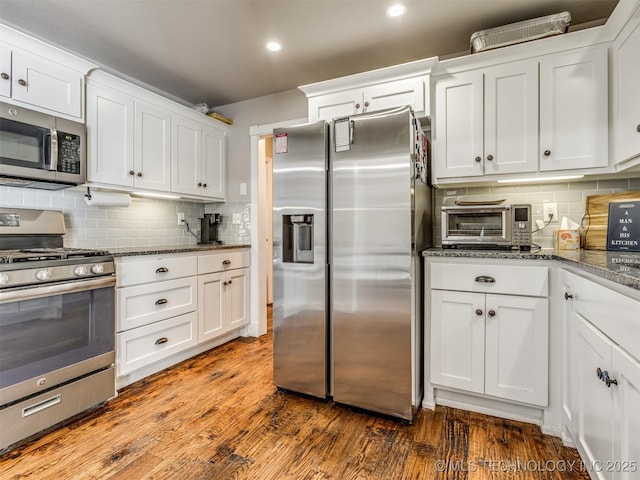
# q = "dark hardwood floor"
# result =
<box><xmin>0</xmin><ymin>307</ymin><xmax>588</xmax><ymax>479</ymax></box>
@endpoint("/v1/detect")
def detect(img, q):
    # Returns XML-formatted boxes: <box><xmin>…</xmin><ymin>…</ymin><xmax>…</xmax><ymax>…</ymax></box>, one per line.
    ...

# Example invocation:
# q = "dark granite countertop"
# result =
<box><xmin>109</xmin><ymin>244</ymin><xmax>250</xmax><ymax>258</ymax></box>
<box><xmin>423</xmin><ymin>248</ymin><xmax>640</xmax><ymax>292</ymax></box>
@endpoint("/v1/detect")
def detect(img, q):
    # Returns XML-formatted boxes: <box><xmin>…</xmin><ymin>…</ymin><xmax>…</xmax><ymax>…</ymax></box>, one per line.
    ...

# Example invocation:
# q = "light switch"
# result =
<box><xmin>240</xmin><ymin>183</ymin><xmax>247</xmax><ymax>195</ymax></box>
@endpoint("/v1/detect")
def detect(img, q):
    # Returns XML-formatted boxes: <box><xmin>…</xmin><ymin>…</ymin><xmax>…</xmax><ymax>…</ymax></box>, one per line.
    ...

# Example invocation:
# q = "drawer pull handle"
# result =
<box><xmin>474</xmin><ymin>275</ymin><xmax>495</xmax><ymax>283</ymax></box>
<box><xmin>156</xmin><ymin>267</ymin><xmax>169</xmax><ymax>273</ymax></box>
<box><xmin>22</xmin><ymin>394</ymin><xmax>62</xmax><ymax>418</ymax></box>
<box><xmin>222</xmin><ymin>260</ymin><xmax>231</xmax><ymax>266</ymax></box>
<box><xmin>155</xmin><ymin>298</ymin><xmax>168</xmax><ymax>305</ymax></box>
<box><xmin>475</xmin><ymin>309</ymin><xmax>483</xmax><ymax>316</ymax></box>
<box><xmin>155</xmin><ymin>337</ymin><xmax>168</xmax><ymax>345</ymax></box>
<box><xmin>564</xmin><ymin>292</ymin><xmax>573</xmax><ymax>300</ymax></box>
<box><xmin>487</xmin><ymin>310</ymin><xmax>496</xmax><ymax>317</ymax></box>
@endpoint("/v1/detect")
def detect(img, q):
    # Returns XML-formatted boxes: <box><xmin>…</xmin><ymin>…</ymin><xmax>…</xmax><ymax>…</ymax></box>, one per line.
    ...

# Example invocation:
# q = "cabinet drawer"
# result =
<box><xmin>572</xmin><ymin>274</ymin><xmax>640</xmax><ymax>361</ymax></box>
<box><xmin>117</xmin><ymin>277</ymin><xmax>197</xmax><ymax>331</ymax></box>
<box><xmin>116</xmin><ymin>312</ymin><xmax>197</xmax><ymax>375</ymax></box>
<box><xmin>116</xmin><ymin>255</ymin><xmax>197</xmax><ymax>287</ymax></box>
<box><xmin>431</xmin><ymin>262</ymin><xmax>548</xmax><ymax>297</ymax></box>
<box><xmin>198</xmin><ymin>250</ymin><xmax>250</xmax><ymax>274</ymax></box>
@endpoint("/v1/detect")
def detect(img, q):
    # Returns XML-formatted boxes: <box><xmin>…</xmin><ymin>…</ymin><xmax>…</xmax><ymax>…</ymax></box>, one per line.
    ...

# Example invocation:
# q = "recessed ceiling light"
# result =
<box><xmin>386</xmin><ymin>3</ymin><xmax>407</xmax><ymax>17</ymax></box>
<box><xmin>266</xmin><ymin>41</ymin><xmax>282</xmax><ymax>52</ymax></box>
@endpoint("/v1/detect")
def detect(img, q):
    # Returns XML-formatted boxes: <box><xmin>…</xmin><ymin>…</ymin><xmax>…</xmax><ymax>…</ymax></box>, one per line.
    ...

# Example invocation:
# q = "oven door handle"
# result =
<box><xmin>0</xmin><ymin>276</ymin><xmax>116</xmax><ymax>304</ymax></box>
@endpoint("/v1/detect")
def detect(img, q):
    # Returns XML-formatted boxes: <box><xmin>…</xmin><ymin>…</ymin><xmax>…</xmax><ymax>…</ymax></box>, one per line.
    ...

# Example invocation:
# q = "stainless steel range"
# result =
<box><xmin>0</xmin><ymin>207</ymin><xmax>116</xmax><ymax>452</ymax></box>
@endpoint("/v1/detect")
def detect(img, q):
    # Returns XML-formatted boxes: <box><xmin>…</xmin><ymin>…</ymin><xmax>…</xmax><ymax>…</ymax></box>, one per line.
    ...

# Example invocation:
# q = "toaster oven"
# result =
<box><xmin>441</xmin><ymin>204</ymin><xmax>532</xmax><ymax>250</ymax></box>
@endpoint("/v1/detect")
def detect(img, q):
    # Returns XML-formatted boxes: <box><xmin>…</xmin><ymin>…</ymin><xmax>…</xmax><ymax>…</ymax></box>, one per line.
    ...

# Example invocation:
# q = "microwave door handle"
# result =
<box><xmin>48</xmin><ymin>127</ymin><xmax>58</xmax><ymax>171</ymax></box>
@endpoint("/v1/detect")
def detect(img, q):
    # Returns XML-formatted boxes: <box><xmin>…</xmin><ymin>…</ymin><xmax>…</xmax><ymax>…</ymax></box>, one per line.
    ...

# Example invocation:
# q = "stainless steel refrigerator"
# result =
<box><xmin>272</xmin><ymin>106</ymin><xmax>432</xmax><ymax>420</ymax></box>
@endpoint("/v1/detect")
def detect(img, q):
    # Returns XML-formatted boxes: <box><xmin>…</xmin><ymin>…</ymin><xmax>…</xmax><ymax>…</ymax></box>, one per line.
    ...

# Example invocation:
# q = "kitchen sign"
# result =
<box><xmin>606</xmin><ymin>201</ymin><xmax>640</xmax><ymax>252</ymax></box>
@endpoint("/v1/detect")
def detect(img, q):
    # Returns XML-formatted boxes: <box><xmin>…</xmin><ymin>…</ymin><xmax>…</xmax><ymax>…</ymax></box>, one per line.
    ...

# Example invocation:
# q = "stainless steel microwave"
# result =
<box><xmin>441</xmin><ymin>204</ymin><xmax>532</xmax><ymax>250</ymax></box>
<box><xmin>0</xmin><ymin>101</ymin><xmax>85</xmax><ymax>189</ymax></box>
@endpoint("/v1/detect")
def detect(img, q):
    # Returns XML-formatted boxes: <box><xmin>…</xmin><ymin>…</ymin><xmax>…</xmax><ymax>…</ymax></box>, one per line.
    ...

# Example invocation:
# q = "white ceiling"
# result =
<box><xmin>0</xmin><ymin>0</ymin><xmax>619</xmax><ymax>108</ymax></box>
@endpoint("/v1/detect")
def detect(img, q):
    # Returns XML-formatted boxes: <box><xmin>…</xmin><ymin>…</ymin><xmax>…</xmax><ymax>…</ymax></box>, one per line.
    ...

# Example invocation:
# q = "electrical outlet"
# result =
<box><xmin>232</xmin><ymin>213</ymin><xmax>242</xmax><ymax>224</ymax></box>
<box><xmin>543</xmin><ymin>203</ymin><xmax>557</xmax><ymax>223</ymax></box>
<box><xmin>177</xmin><ymin>212</ymin><xmax>185</xmax><ymax>225</ymax></box>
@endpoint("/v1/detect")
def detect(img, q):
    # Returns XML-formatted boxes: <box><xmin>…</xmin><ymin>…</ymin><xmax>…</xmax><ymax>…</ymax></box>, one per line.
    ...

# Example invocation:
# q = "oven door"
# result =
<box><xmin>0</xmin><ymin>276</ymin><xmax>115</xmax><ymax>406</ymax></box>
<box><xmin>442</xmin><ymin>207</ymin><xmax>512</xmax><ymax>246</ymax></box>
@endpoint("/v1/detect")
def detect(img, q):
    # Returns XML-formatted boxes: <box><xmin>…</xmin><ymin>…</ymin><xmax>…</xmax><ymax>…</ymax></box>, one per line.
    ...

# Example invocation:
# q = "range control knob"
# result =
<box><xmin>35</xmin><ymin>269</ymin><xmax>52</xmax><ymax>281</ymax></box>
<box><xmin>73</xmin><ymin>265</ymin><xmax>88</xmax><ymax>276</ymax></box>
<box><xmin>0</xmin><ymin>273</ymin><xmax>8</xmax><ymax>285</ymax></box>
<box><xmin>91</xmin><ymin>264</ymin><xmax>104</xmax><ymax>274</ymax></box>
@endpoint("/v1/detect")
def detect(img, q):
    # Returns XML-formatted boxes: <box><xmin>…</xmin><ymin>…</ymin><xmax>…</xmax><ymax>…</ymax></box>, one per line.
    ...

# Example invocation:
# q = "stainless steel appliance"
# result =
<box><xmin>273</xmin><ymin>106</ymin><xmax>432</xmax><ymax>420</ymax></box>
<box><xmin>0</xmin><ymin>101</ymin><xmax>86</xmax><ymax>189</ymax></box>
<box><xmin>441</xmin><ymin>204</ymin><xmax>532</xmax><ymax>250</ymax></box>
<box><xmin>0</xmin><ymin>208</ymin><xmax>115</xmax><ymax>453</ymax></box>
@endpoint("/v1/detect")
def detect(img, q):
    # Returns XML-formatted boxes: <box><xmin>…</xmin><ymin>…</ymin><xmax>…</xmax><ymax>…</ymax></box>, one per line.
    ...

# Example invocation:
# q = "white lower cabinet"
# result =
<box><xmin>429</xmin><ymin>261</ymin><xmax>549</xmax><ymax>407</ymax></box>
<box><xmin>115</xmin><ymin>249</ymin><xmax>250</xmax><ymax>387</ymax></box>
<box><xmin>562</xmin><ymin>270</ymin><xmax>640</xmax><ymax>479</ymax></box>
<box><xmin>198</xmin><ymin>252</ymin><xmax>250</xmax><ymax>342</ymax></box>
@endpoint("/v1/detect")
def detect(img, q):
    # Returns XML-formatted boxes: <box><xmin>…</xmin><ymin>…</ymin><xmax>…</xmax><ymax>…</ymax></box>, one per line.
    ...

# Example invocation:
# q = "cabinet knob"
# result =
<box><xmin>564</xmin><ymin>292</ymin><xmax>573</xmax><ymax>300</ymax></box>
<box><xmin>605</xmin><ymin>376</ymin><xmax>618</xmax><ymax>388</ymax></box>
<box><xmin>474</xmin><ymin>156</ymin><xmax>482</xmax><ymax>163</ymax></box>
<box><xmin>596</xmin><ymin>367</ymin><xmax>604</xmax><ymax>380</ymax></box>
<box><xmin>488</xmin><ymin>310</ymin><xmax>496</xmax><ymax>317</ymax></box>
<box><xmin>544</xmin><ymin>150</ymin><xmax>551</xmax><ymax>157</ymax></box>
<box><xmin>475</xmin><ymin>309</ymin><xmax>483</xmax><ymax>316</ymax></box>
<box><xmin>636</xmin><ymin>124</ymin><xmax>640</xmax><ymax>133</ymax></box>
<box><xmin>155</xmin><ymin>267</ymin><xmax>169</xmax><ymax>273</ymax></box>
<box><xmin>364</xmin><ymin>101</ymin><xmax>370</xmax><ymax>108</ymax></box>
<box><xmin>487</xmin><ymin>155</ymin><xmax>494</xmax><ymax>161</ymax></box>
<box><xmin>137</xmin><ymin>172</ymin><xmax>143</xmax><ymax>177</ymax></box>
<box><xmin>155</xmin><ymin>337</ymin><xmax>168</xmax><ymax>345</ymax></box>
<box><xmin>222</xmin><ymin>260</ymin><xmax>231</xmax><ymax>266</ymax></box>
<box><xmin>0</xmin><ymin>73</ymin><xmax>9</xmax><ymax>80</ymax></box>
<box><xmin>17</xmin><ymin>78</ymin><xmax>27</xmax><ymax>86</ymax></box>
<box><xmin>202</xmin><ymin>183</ymin><xmax>207</xmax><ymax>188</ymax></box>
<box><xmin>355</xmin><ymin>103</ymin><xmax>361</xmax><ymax>109</ymax></box>
<box><xmin>474</xmin><ymin>275</ymin><xmax>495</xmax><ymax>283</ymax></box>
<box><xmin>197</xmin><ymin>182</ymin><xmax>203</xmax><ymax>187</ymax></box>
<box><xmin>129</xmin><ymin>170</ymin><xmax>135</xmax><ymax>176</ymax></box>
<box><xmin>223</xmin><ymin>281</ymin><xmax>228</xmax><ymax>286</ymax></box>
<box><xmin>228</xmin><ymin>279</ymin><xmax>233</xmax><ymax>284</ymax></box>
<box><xmin>155</xmin><ymin>298</ymin><xmax>168</xmax><ymax>305</ymax></box>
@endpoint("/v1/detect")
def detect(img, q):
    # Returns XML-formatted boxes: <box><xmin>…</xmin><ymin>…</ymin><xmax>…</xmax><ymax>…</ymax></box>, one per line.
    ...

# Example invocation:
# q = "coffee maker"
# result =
<box><xmin>199</xmin><ymin>213</ymin><xmax>222</xmax><ymax>244</ymax></box>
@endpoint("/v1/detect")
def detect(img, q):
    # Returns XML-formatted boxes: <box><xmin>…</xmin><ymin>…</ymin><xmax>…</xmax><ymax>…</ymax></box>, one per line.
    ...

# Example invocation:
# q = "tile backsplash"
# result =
<box><xmin>434</xmin><ymin>177</ymin><xmax>640</xmax><ymax>248</ymax></box>
<box><xmin>0</xmin><ymin>185</ymin><xmax>253</xmax><ymax>248</ymax></box>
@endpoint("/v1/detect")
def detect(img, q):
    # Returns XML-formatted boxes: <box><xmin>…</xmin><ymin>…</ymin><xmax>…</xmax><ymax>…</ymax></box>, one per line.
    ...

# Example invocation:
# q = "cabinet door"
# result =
<box><xmin>134</xmin><ymin>100</ymin><xmax>171</xmax><ymax>191</ymax></box>
<box><xmin>308</xmin><ymin>88</ymin><xmax>363</xmax><ymax>122</ymax></box>
<box><xmin>198</xmin><ymin>271</ymin><xmax>224</xmax><ymax>342</ymax></box>
<box><xmin>0</xmin><ymin>44</ymin><xmax>11</xmax><ymax>98</ymax></box>
<box><xmin>171</xmin><ymin>114</ymin><xmax>202</xmax><ymax>196</ymax></box>
<box><xmin>612</xmin><ymin>346</ymin><xmax>640</xmax><ymax>480</ymax></box>
<box><xmin>86</xmin><ymin>83</ymin><xmax>134</xmax><ymax>186</ymax></box>
<box><xmin>201</xmin><ymin>124</ymin><xmax>225</xmax><ymax>199</ymax></box>
<box><xmin>433</xmin><ymin>71</ymin><xmax>484</xmax><ymax>179</ymax></box>
<box><xmin>539</xmin><ymin>47</ymin><xmax>608</xmax><ymax>171</ymax></box>
<box><xmin>615</xmin><ymin>15</ymin><xmax>640</xmax><ymax>165</ymax></box>
<box><xmin>577</xmin><ymin>316</ymin><xmax>614</xmax><ymax>480</ymax></box>
<box><xmin>11</xmin><ymin>50</ymin><xmax>83</xmax><ymax>118</ymax></box>
<box><xmin>430</xmin><ymin>289</ymin><xmax>485</xmax><ymax>393</ymax></box>
<box><xmin>484</xmin><ymin>60</ymin><xmax>538</xmax><ymax>175</ymax></box>
<box><xmin>226</xmin><ymin>268</ymin><xmax>249</xmax><ymax>331</ymax></box>
<box><xmin>484</xmin><ymin>294</ymin><xmax>548</xmax><ymax>406</ymax></box>
<box><xmin>364</xmin><ymin>77</ymin><xmax>425</xmax><ymax>115</ymax></box>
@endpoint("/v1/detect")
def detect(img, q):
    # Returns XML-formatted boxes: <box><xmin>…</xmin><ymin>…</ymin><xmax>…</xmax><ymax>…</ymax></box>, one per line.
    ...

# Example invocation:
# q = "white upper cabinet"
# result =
<box><xmin>433</xmin><ymin>59</ymin><xmax>538</xmax><ymax>180</ymax></box>
<box><xmin>613</xmin><ymin>6</ymin><xmax>640</xmax><ymax>166</ymax></box>
<box><xmin>0</xmin><ymin>45</ymin><xmax>84</xmax><ymax>119</ymax></box>
<box><xmin>301</xmin><ymin>58</ymin><xmax>438</xmax><ymax>122</ymax></box>
<box><xmin>0</xmin><ymin>44</ymin><xmax>11</xmax><ymax>98</ymax></box>
<box><xmin>87</xmin><ymin>79</ymin><xmax>171</xmax><ymax>192</ymax></box>
<box><xmin>171</xmin><ymin>114</ymin><xmax>226</xmax><ymax>200</ymax></box>
<box><xmin>539</xmin><ymin>47</ymin><xmax>608</xmax><ymax>171</ymax></box>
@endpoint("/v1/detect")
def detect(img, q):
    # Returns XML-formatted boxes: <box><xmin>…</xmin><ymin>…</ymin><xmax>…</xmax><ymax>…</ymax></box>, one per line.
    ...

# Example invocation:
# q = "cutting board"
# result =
<box><xmin>584</xmin><ymin>190</ymin><xmax>640</xmax><ymax>250</ymax></box>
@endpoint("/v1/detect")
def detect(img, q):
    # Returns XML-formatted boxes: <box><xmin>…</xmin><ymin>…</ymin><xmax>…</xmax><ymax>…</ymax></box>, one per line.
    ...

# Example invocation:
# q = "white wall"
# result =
<box><xmin>214</xmin><ymin>88</ymin><xmax>307</xmax><ymax>202</ymax></box>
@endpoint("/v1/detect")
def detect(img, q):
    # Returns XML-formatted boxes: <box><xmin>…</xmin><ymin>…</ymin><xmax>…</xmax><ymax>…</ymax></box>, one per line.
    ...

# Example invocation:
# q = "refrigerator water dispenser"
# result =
<box><xmin>282</xmin><ymin>214</ymin><xmax>314</xmax><ymax>263</ymax></box>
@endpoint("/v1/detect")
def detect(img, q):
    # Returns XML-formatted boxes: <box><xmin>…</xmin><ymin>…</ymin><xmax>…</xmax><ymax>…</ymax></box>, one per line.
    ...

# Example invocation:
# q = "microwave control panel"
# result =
<box><xmin>58</xmin><ymin>132</ymin><xmax>81</xmax><ymax>174</ymax></box>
